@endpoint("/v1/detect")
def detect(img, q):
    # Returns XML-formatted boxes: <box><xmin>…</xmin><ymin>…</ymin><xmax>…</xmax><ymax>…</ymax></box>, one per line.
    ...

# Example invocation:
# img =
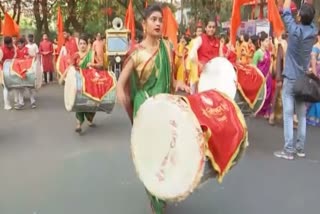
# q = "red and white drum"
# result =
<box><xmin>131</xmin><ymin>91</ymin><xmax>248</xmax><ymax>202</ymax></box>
<box><xmin>198</xmin><ymin>57</ymin><xmax>237</xmax><ymax>99</ymax></box>
<box><xmin>131</xmin><ymin>94</ymin><xmax>206</xmax><ymax>202</ymax></box>
<box><xmin>234</xmin><ymin>63</ymin><xmax>267</xmax><ymax>116</ymax></box>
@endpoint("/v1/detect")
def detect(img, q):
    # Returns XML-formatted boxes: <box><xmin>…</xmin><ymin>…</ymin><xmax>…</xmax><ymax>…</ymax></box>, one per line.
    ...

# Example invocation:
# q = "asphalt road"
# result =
<box><xmin>0</xmin><ymin>84</ymin><xmax>319</xmax><ymax>214</ymax></box>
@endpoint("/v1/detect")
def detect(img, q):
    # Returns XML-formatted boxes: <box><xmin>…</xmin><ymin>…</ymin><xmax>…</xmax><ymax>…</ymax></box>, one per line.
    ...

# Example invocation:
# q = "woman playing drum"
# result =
<box><xmin>60</xmin><ymin>34</ymin><xmax>102</xmax><ymax>133</ymax></box>
<box><xmin>116</xmin><ymin>4</ymin><xmax>189</xmax><ymax>214</ymax></box>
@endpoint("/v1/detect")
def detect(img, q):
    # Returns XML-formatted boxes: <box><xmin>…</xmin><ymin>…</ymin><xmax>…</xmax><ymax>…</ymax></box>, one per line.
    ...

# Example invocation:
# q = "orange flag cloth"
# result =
<box><xmin>230</xmin><ymin>0</ymin><xmax>253</xmax><ymax>46</ymax></box>
<box><xmin>2</xmin><ymin>13</ymin><xmax>19</xmax><ymax>37</ymax></box>
<box><xmin>162</xmin><ymin>6</ymin><xmax>178</xmax><ymax>50</ymax></box>
<box><xmin>268</xmin><ymin>0</ymin><xmax>285</xmax><ymax>37</ymax></box>
<box><xmin>125</xmin><ymin>0</ymin><xmax>136</xmax><ymax>42</ymax></box>
<box><xmin>57</xmin><ymin>6</ymin><xmax>65</xmax><ymax>53</ymax></box>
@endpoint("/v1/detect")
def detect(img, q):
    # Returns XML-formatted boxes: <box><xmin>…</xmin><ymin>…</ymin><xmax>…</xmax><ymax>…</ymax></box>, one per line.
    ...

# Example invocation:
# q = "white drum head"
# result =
<box><xmin>64</xmin><ymin>66</ymin><xmax>77</xmax><ymax>112</ymax></box>
<box><xmin>131</xmin><ymin>94</ymin><xmax>205</xmax><ymax>202</ymax></box>
<box><xmin>198</xmin><ymin>57</ymin><xmax>237</xmax><ymax>99</ymax></box>
<box><xmin>0</xmin><ymin>68</ymin><xmax>3</xmax><ymax>85</ymax></box>
<box><xmin>34</xmin><ymin>57</ymin><xmax>43</xmax><ymax>89</ymax></box>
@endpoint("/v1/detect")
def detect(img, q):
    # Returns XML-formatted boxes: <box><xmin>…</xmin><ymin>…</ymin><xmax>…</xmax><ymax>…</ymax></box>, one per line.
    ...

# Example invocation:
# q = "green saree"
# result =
<box><xmin>130</xmin><ymin>40</ymin><xmax>172</xmax><ymax>213</ymax></box>
<box><xmin>75</xmin><ymin>51</ymin><xmax>96</xmax><ymax>125</ymax></box>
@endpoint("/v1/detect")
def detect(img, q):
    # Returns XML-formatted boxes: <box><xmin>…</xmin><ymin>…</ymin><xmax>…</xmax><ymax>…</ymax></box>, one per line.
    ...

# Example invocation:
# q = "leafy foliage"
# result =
<box><xmin>2</xmin><ymin>0</ymin><xmax>319</xmax><ymax>43</ymax></box>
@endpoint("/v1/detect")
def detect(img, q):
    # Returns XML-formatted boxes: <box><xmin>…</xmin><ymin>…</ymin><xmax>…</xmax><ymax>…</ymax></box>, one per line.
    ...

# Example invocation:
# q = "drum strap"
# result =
<box><xmin>144</xmin><ymin>91</ymin><xmax>150</xmax><ymax>98</ymax></box>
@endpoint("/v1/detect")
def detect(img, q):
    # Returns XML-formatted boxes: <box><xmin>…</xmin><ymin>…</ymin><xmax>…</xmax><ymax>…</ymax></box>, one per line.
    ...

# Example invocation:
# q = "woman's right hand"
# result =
<box><xmin>116</xmin><ymin>87</ymin><xmax>130</xmax><ymax>107</ymax></box>
<box><xmin>58</xmin><ymin>76</ymin><xmax>64</xmax><ymax>85</ymax></box>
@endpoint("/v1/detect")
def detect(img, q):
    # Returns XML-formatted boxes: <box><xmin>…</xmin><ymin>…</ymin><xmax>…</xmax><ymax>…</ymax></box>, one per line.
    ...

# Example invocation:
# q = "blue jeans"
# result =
<box><xmin>282</xmin><ymin>78</ymin><xmax>307</xmax><ymax>153</ymax></box>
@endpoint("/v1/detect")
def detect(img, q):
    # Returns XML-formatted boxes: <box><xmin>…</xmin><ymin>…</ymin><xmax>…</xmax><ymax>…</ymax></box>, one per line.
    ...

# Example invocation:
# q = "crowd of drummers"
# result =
<box><xmin>0</xmin><ymin>1</ymin><xmax>318</xmax><ymax>148</ymax></box>
<box><xmin>175</xmin><ymin>22</ymin><xmax>320</xmax><ymax>130</ymax></box>
<box><xmin>115</xmin><ymin>2</ymin><xmax>318</xmax><ymax>213</ymax></box>
<box><xmin>169</xmin><ymin>4</ymin><xmax>319</xmax><ymax>163</ymax></box>
<box><xmin>0</xmin><ymin>31</ymin><xmax>107</xmax><ymax>110</ymax></box>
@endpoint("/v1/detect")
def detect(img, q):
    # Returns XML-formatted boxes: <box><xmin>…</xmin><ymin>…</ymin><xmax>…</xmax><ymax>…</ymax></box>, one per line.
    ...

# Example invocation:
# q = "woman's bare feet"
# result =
<box><xmin>75</xmin><ymin>122</ymin><xmax>82</xmax><ymax>133</ymax></box>
<box><xmin>88</xmin><ymin>121</ymin><xmax>96</xmax><ymax>127</ymax></box>
<box><xmin>269</xmin><ymin>113</ymin><xmax>275</xmax><ymax>126</ymax></box>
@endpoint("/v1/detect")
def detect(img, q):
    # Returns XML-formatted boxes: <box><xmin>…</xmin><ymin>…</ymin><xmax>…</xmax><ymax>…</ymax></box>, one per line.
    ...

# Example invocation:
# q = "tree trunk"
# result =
<box><xmin>33</xmin><ymin>0</ymin><xmax>43</xmax><ymax>43</ymax></box>
<box><xmin>16</xmin><ymin>1</ymin><xmax>22</xmax><ymax>24</ymax></box>
<box><xmin>66</xmin><ymin>0</ymin><xmax>83</xmax><ymax>33</ymax></box>
<box><xmin>81</xmin><ymin>0</ymin><xmax>90</xmax><ymax>32</ymax></box>
<box><xmin>41</xmin><ymin>0</ymin><xmax>50</xmax><ymax>35</ymax></box>
<box><xmin>65</xmin><ymin>18</ymin><xmax>71</xmax><ymax>32</ymax></box>
<box><xmin>12</xmin><ymin>1</ymin><xmax>17</xmax><ymax>19</ymax></box>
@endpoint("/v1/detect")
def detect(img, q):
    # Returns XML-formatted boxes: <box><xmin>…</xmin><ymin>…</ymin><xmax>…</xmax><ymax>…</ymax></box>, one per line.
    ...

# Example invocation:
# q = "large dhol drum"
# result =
<box><xmin>2</xmin><ymin>58</ymin><xmax>42</xmax><ymax>89</ymax></box>
<box><xmin>64</xmin><ymin>66</ymin><xmax>116</xmax><ymax>113</ymax></box>
<box><xmin>198</xmin><ymin>57</ymin><xmax>237</xmax><ymax>99</ymax></box>
<box><xmin>235</xmin><ymin>84</ymin><xmax>266</xmax><ymax>116</ymax></box>
<box><xmin>235</xmin><ymin>65</ymin><xmax>267</xmax><ymax>116</ymax></box>
<box><xmin>131</xmin><ymin>92</ymin><xmax>247</xmax><ymax>202</ymax></box>
<box><xmin>132</xmin><ymin>94</ymin><xmax>207</xmax><ymax>202</ymax></box>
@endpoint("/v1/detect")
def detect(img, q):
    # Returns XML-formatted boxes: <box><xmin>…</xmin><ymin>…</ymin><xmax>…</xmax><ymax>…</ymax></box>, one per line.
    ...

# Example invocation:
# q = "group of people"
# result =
<box><xmin>0</xmin><ymin>0</ymin><xmax>318</xmax><ymax>213</ymax></box>
<box><xmin>175</xmin><ymin>19</ymin><xmax>293</xmax><ymax>125</ymax></box>
<box><xmin>174</xmin><ymin>12</ymin><xmax>320</xmax><ymax>132</ymax></box>
<box><xmin>115</xmin><ymin>0</ymin><xmax>317</xmax><ymax>213</ymax></box>
<box><xmin>58</xmin><ymin>32</ymin><xmax>106</xmax><ymax>133</ymax></box>
<box><xmin>0</xmin><ymin>30</ymin><xmax>109</xmax><ymax>133</ymax></box>
<box><xmin>0</xmin><ymin>33</ymin><xmax>55</xmax><ymax>110</ymax></box>
<box><xmin>0</xmin><ymin>31</ymin><xmax>63</xmax><ymax>110</ymax></box>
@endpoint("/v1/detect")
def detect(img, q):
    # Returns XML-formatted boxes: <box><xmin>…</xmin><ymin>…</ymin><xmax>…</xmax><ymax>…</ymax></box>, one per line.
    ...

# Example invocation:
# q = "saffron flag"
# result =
<box><xmin>230</xmin><ymin>0</ymin><xmax>253</xmax><ymax>46</ymax></box>
<box><xmin>268</xmin><ymin>0</ymin><xmax>285</xmax><ymax>37</ymax></box>
<box><xmin>2</xmin><ymin>13</ymin><xmax>19</xmax><ymax>37</ymax></box>
<box><xmin>162</xmin><ymin>6</ymin><xmax>178</xmax><ymax>50</ymax></box>
<box><xmin>145</xmin><ymin>0</ymin><xmax>148</xmax><ymax>8</ymax></box>
<box><xmin>125</xmin><ymin>0</ymin><xmax>136</xmax><ymax>42</ymax></box>
<box><xmin>57</xmin><ymin>6</ymin><xmax>65</xmax><ymax>53</ymax></box>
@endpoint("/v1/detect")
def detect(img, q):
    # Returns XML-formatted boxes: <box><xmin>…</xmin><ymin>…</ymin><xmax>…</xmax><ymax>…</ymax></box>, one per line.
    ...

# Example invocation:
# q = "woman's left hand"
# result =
<box><xmin>58</xmin><ymin>77</ymin><xmax>64</xmax><ymax>85</ymax></box>
<box><xmin>175</xmin><ymin>81</ymin><xmax>190</xmax><ymax>93</ymax></box>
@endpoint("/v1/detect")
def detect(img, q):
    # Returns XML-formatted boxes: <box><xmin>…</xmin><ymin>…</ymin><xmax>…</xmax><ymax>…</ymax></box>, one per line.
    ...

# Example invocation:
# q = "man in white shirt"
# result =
<box><xmin>26</xmin><ymin>34</ymin><xmax>39</xmax><ymax>57</ymax></box>
<box><xmin>24</xmin><ymin>34</ymin><xmax>38</xmax><ymax>108</ymax></box>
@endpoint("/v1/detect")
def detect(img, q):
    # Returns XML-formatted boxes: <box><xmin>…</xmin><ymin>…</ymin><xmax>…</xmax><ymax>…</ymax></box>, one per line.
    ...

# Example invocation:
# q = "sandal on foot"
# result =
<box><xmin>88</xmin><ymin>123</ymin><xmax>96</xmax><ymax>128</ymax></box>
<box><xmin>88</xmin><ymin>124</ymin><xmax>96</xmax><ymax>128</ymax></box>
